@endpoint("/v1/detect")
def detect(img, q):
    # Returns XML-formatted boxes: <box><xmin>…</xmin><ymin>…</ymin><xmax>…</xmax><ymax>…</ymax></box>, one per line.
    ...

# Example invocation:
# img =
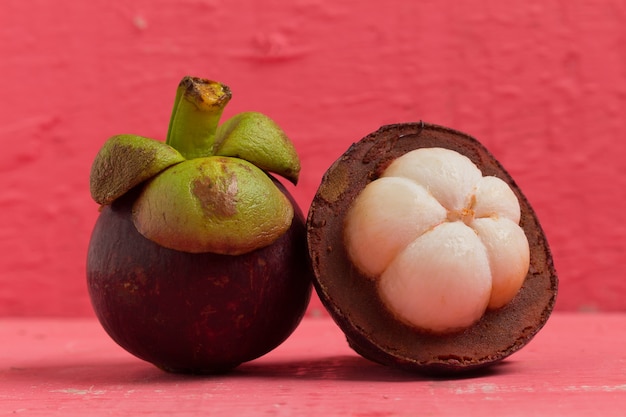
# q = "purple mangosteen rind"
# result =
<box><xmin>87</xmin><ymin>180</ymin><xmax>312</xmax><ymax>374</ymax></box>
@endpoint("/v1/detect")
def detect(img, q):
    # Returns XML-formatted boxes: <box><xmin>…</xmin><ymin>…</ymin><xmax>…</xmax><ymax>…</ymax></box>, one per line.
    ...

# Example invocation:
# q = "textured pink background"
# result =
<box><xmin>1</xmin><ymin>0</ymin><xmax>625</xmax><ymax>316</ymax></box>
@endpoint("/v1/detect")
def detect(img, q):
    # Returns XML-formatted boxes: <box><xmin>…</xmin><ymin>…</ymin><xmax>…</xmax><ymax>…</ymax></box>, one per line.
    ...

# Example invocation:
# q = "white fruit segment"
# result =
<box><xmin>382</xmin><ymin>147</ymin><xmax>482</xmax><ymax>212</ymax></box>
<box><xmin>473</xmin><ymin>176</ymin><xmax>521</xmax><ymax>223</ymax></box>
<box><xmin>344</xmin><ymin>177</ymin><xmax>447</xmax><ymax>277</ymax></box>
<box><xmin>471</xmin><ymin>218</ymin><xmax>530</xmax><ymax>309</ymax></box>
<box><xmin>379</xmin><ymin>222</ymin><xmax>492</xmax><ymax>333</ymax></box>
<box><xmin>344</xmin><ymin>147</ymin><xmax>530</xmax><ymax>333</ymax></box>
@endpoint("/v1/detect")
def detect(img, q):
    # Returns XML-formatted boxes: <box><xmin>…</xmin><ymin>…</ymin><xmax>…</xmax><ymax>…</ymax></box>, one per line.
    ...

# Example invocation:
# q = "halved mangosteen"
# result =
<box><xmin>306</xmin><ymin>122</ymin><xmax>558</xmax><ymax>374</ymax></box>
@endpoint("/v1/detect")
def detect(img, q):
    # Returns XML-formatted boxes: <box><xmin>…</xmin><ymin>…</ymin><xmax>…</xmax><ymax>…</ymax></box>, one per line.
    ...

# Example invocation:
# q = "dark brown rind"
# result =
<box><xmin>87</xmin><ymin>179</ymin><xmax>312</xmax><ymax>374</ymax></box>
<box><xmin>306</xmin><ymin>122</ymin><xmax>558</xmax><ymax>374</ymax></box>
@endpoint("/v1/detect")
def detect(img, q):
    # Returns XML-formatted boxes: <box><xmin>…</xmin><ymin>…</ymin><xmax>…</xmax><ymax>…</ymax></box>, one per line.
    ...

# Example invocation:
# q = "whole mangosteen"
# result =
<box><xmin>87</xmin><ymin>76</ymin><xmax>312</xmax><ymax>374</ymax></box>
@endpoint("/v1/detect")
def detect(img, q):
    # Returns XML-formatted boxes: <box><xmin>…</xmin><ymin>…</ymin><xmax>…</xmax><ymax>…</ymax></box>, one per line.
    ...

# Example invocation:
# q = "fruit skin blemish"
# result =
<box><xmin>307</xmin><ymin>122</ymin><xmax>558</xmax><ymax>374</ymax></box>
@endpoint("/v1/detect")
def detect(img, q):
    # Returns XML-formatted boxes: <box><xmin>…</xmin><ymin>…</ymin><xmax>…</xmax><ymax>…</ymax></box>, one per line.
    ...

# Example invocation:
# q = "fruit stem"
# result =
<box><xmin>166</xmin><ymin>77</ymin><xmax>232</xmax><ymax>159</ymax></box>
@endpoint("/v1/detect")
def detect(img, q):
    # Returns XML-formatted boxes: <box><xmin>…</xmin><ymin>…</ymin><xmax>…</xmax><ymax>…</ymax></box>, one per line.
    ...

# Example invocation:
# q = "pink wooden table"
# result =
<box><xmin>2</xmin><ymin>313</ymin><xmax>625</xmax><ymax>416</ymax></box>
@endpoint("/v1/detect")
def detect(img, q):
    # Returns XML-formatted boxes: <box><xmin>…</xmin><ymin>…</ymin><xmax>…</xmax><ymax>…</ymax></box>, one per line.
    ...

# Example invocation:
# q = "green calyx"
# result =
<box><xmin>215</xmin><ymin>112</ymin><xmax>300</xmax><ymax>185</ymax></box>
<box><xmin>133</xmin><ymin>157</ymin><xmax>293</xmax><ymax>255</ymax></box>
<box><xmin>89</xmin><ymin>75</ymin><xmax>301</xmax><ymax>255</ymax></box>
<box><xmin>90</xmin><ymin>134</ymin><xmax>185</xmax><ymax>206</ymax></box>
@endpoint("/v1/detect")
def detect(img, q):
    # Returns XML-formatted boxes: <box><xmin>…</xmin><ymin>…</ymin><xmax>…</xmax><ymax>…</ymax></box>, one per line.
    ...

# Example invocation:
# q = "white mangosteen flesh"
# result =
<box><xmin>344</xmin><ymin>147</ymin><xmax>530</xmax><ymax>333</ymax></box>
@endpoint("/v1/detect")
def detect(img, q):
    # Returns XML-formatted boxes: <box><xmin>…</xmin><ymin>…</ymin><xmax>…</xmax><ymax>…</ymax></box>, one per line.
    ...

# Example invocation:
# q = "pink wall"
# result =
<box><xmin>1</xmin><ymin>0</ymin><xmax>626</xmax><ymax>316</ymax></box>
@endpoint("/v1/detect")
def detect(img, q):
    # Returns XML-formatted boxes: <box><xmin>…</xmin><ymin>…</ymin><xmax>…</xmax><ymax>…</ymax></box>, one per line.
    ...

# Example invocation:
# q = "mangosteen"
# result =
<box><xmin>87</xmin><ymin>76</ymin><xmax>312</xmax><ymax>374</ymax></box>
<box><xmin>307</xmin><ymin>122</ymin><xmax>558</xmax><ymax>374</ymax></box>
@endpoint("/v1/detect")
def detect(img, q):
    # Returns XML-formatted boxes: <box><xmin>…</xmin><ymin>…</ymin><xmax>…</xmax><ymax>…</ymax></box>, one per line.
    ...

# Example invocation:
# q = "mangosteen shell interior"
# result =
<box><xmin>306</xmin><ymin>122</ymin><xmax>558</xmax><ymax>374</ymax></box>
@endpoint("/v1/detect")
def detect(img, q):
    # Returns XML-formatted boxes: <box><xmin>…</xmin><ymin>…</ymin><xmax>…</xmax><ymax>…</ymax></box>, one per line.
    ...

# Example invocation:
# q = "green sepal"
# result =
<box><xmin>132</xmin><ymin>156</ymin><xmax>294</xmax><ymax>255</ymax></box>
<box><xmin>215</xmin><ymin>112</ymin><xmax>300</xmax><ymax>185</ymax></box>
<box><xmin>90</xmin><ymin>134</ymin><xmax>185</xmax><ymax>205</ymax></box>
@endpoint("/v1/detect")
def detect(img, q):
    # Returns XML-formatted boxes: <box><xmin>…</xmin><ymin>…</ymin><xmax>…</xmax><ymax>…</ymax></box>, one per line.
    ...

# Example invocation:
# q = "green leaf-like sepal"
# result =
<box><xmin>215</xmin><ymin>112</ymin><xmax>300</xmax><ymax>184</ymax></box>
<box><xmin>132</xmin><ymin>156</ymin><xmax>294</xmax><ymax>255</ymax></box>
<box><xmin>90</xmin><ymin>134</ymin><xmax>185</xmax><ymax>205</ymax></box>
